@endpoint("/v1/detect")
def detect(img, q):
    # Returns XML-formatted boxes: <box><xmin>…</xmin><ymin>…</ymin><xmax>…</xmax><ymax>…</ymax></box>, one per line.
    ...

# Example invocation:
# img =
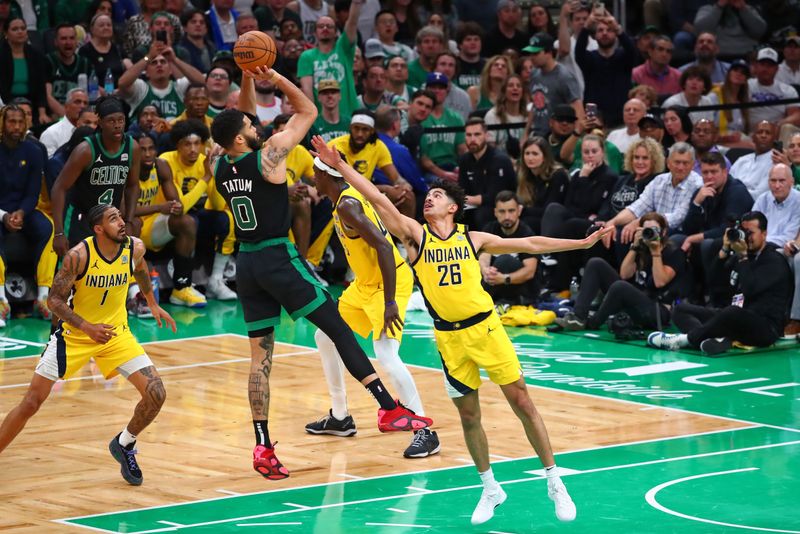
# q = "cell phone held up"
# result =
<box><xmin>774</xmin><ymin>140</ymin><xmax>784</xmax><ymax>152</ymax></box>
<box><xmin>155</xmin><ymin>30</ymin><xmax>168</xmax><ymax>44</ymax></box>
<box><xmin>585</xmin><ymin>103</ymin><xmax>598</xmax><ymax>119</ymax></box>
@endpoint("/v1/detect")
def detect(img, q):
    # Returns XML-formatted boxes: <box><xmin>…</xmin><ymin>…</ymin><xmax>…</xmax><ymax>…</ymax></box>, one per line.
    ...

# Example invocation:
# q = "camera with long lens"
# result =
<box><xmin>726</xmin><ymin>222</ymin><xmax>746</xmax><ymax>242</ymax></box>
<box><xmin>641</xmin><ymin>226</ymin><xmax>660</xmax><ymax>243</ymax></box>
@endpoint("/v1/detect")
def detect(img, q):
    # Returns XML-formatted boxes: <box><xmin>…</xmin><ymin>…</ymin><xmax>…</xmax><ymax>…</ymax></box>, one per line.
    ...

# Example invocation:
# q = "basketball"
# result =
<box><xmin>233</xmin><ymin>31</ymin><xmax>277</xmax><ymax>72</ymax></box>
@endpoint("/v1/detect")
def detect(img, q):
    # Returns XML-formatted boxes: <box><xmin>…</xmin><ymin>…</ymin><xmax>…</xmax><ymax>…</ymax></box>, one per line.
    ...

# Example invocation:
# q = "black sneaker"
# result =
<box><xmin>700</xmin><ymin>337</ymin><xmax>732</xmax><ymax>356</ymax></box>
<box><xmin>554</xmin><ymin>312</ymin><xmax>586</xmax><ymax>331</ymax></box>
<box><xmin>108</xmin><ymin>433</ymin><xmax>143</xmax><ymax>485</ymax></box>
<box><xmin>305</xmin><ymin>410</ymin><xmax>357</xmax><ymax>437</ymax></box>
<box><xmin>403</xmin><ymin>428</ymin><xmax>441</xmax><ymax>458</ymax></box>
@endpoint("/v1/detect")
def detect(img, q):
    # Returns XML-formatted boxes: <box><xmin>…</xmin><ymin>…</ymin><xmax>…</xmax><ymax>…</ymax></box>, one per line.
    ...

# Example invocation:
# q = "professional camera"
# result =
<box><xmin>726</xmin><ymin>222</ymin><xmax>746</xmax><ymax>242</ymax></box>
<box><xmin>641</xmin><ymin>226</ymin><xmax>660</xmax><ymax>243</ymax></box>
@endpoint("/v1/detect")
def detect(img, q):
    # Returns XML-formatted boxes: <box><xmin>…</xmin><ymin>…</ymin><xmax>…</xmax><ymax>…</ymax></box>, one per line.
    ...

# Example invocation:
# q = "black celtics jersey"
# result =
<box><xmin>214</xmin><ymin>150</ymin><xmax>291</xmax><ymax>243</ymax></box>
<box><xmin>70</xmin><ymin>133</ymin><xmax>133</xmax><ymax>215</ymax></box>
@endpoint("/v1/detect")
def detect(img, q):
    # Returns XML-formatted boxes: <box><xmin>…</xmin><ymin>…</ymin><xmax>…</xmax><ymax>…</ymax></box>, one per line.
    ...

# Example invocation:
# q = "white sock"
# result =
<box><xmin>0</xmin><ymin>286</ymin><xmax>6</xmax><ymax>300</ymax></box>
<box><xmin>314</xmin><ymin>329</ymin><xmax>349</xmax><ymax>420</ymax></box>
<box><xmin>479</xmin><ymin>468</ymin><xmax>500</xmax><ymax>492</ymax></box>
<box><xmin>545</xmin><ymin>465</ymin><xmax>559</xmax><ymax>479</ymax></box>
<box><xmin>128</xmin><ymin>283</ymin><xmax>139</xmax><ymax>299</ymax></box>
<box><xmin>211</xmin><ymin>253</ymin><xmax>229</xmax><ymax>281</ymax></box>
<box><xmin>119</xmin><ymin>428</ymin><xmax>137</xmax><ymax>447</ymax></box>
<box><xmin>37</xmin><ymin>286</ymin><xmax>49</xmax><ymax>301</ymax></box>
<box><xmin>373</xmin><ymin>335</ymin><xmax>424</xmax><ymax>415</ymax></box>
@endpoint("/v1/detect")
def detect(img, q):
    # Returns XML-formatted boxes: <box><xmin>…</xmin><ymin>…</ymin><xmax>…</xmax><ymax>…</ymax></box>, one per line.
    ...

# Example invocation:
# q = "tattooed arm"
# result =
<box><xmin>248</xmin><ymin>332</ymin><xmax>275</xmax><ymax>419</ymax></box>
<box><xmin>131</xmin><ymin>237</ymin><xmax>177</xmax><ymax>332</ymax></box>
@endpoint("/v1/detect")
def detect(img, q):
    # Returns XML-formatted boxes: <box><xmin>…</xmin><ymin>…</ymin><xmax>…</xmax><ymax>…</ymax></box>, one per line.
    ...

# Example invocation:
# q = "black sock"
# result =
<box><xmin>365</xmin><ymin>379</ymin><xmax>397</xmax><ymax>410</ymax></box>
<box><xmin>253</xmin><ymin>420</ymin><xmax>270</xmax><ymax>446</ymax></box>
<box><xmin>173</xmin><ymin>254</ymin><xmax>194</xmax><ymax>290</ymax></box>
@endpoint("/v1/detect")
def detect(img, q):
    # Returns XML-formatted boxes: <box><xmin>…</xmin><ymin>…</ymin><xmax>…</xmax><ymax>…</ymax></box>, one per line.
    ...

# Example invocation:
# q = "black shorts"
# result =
<box><xmin>237</xmin><ymin>237</ymin><xmax>328</xmax><ymax>337</ymax></box>
<box><xmin>64</xmin><ymin>204</ymin><xmax>91</xmax><ymax>247</ymax></box>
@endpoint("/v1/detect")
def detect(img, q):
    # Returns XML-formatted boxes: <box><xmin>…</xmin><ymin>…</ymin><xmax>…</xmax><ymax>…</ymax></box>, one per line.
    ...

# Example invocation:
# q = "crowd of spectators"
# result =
<box><xmin>1</xmin><ymin>0</ymin><xmax>799</xmax><ymax>355</ymax></box>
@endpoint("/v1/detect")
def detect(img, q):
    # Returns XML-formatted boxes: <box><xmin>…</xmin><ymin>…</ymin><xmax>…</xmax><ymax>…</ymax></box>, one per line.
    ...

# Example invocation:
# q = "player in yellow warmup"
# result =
<box><xmin>307</xmin><ymin>156</ymin><xmax>438</xmax><ymax>458</ymax></box>
<box><xmin>311</xmin><ymin>136</ymin><xmax>612</xmax><ymax>526</ymax></box>
<box><xmin>0</xmin><ymin>204</ymin><xmax>176</xmax><ymax>486</ymax></box>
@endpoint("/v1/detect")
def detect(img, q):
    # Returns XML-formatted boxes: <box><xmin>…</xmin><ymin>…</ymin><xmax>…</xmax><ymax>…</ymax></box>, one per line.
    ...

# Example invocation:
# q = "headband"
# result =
<box><xmin>313</xmin><ymin>157</ymin><xmax>342</xmax><ymax>177</ymax></box>
<box><xmin>350</xmin><ymin>114</ymin><xmax>375</xmax><ymax>128</ymax></box>
<box><xmin>97</xmin><ymin>98</ymin><xmax>125</xmax><ymax>118</ymax></box>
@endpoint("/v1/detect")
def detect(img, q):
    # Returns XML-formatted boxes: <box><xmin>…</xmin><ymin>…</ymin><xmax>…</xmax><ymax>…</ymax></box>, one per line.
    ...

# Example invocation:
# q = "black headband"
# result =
<box><xmin>97</xmin><ymin>98</ymin><xmax>125</xmax><ymax>118</ymax></box>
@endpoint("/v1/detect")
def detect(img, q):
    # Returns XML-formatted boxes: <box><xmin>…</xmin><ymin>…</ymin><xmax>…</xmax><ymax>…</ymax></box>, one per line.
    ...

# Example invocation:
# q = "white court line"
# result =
<box><xmin>55</xmin><ymin>424</ymin><xmax>765</xmax><ymax>528</ymax></box>
<box><xmin>156</xmin><ymin>521</ymin><xmax>184</xmax><ymax>527</ymax></box>
<box><xmin>281</xmin><ymin>503</ymin><xmax>310</xmax><ymax>510</ymax></box>
<box><xmin>405</xmin><ymin>486</ymin><xmax>432</xmax><ymax>493</ymax></box>
<box><xmin>235</xmin><ymin>523</ymin><xmax>302</xmax><ymax>527</ymax></box>
<box><xmin>0</xmin><ymin>349</ymin><xmax>313</xmax><ymax>391</ymax></box>
<box><xmin>489</xmin><ymin>454</ymin><xmax>513</xmax><ymax>461</ymax></box>
<box><xmin>338</xmin><ymin>474</ymin><xmax>364</xmax><ymax>480</ymax></box>
<box><xmin>454</xmin><ymin>457</ymin><xmax>474</xmax><ymax>463</ymax></box>
<box><xmin>214</xmin><ymin>490</ymin><xmax>241</xmax><ymax>496</ymax></box>
<box><xmin>645</xmin><ymin>468</ymin><xmax>800</xmax><ymax>534</ymax></box>
<box><xmin>386</xmin><ymin>508</ymin><xmax>407</xmax><ymax>513</ymax></box>
<box><xmin>365</xmin><ymin>523</ymin><xmax>431</xmax><ymax>528</ymax></box>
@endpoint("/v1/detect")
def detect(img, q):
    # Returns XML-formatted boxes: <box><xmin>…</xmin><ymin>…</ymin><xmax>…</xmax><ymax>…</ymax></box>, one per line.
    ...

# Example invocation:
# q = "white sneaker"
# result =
<box><xmin>548</xmin><ymin>478</ymin><xmax>576</xmax><ymax>522</ymax></box>
<box><xmin>647</xmin><ymin>331</ymin><xmax>686</xmax><ymax>351</ymax></box>
<box><xmin>470</xmin><ymin>486</ymin><xmax>507</xmax><ymax>525</ymax></box>
<box><xmin>206</xmin><ymin>278</ymin><xmax>237</xmax><ymax>300</ymax></box>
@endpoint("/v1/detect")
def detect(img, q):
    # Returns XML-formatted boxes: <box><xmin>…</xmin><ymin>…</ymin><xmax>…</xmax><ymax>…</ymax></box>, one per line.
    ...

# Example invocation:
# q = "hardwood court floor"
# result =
<box><xmin>0</xmin><ymin>334</ymin><xmax>746</xmax><ymax>532</ymax></box>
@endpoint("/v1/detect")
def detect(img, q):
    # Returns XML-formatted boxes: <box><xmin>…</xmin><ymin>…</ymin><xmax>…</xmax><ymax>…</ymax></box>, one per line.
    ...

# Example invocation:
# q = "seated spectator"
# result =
<box><xmin>602</xmin><ymin>142</ymin><xmax>703</xmax><ymax>243</ymax></box>
<box><xmin>46</xmin><ymin>23</ymin><xmax>92</xmax><ymax>119</ymax></box>
<box><xmin>628</xmin><ymin>84</ymin><xmax>658</xmax><ymax>109</ymax></box>
<box><xmin>374</xmin><ymin>10</ymin><xmax>416</xmax><ymax>63</ymax></box>
<box><xmin>373</xmin><ymin>108</ymin><xmax>427</xmax><ymax>214</ymax></box>
<box><xmin>79</xmin><ymin>14</ymin><xmax>132</xmax><ymax>83</ymax></box>
<box><xmin>694</xmin><ymin>1</ymin><xmax>766</xmax><ymax>59</ymax></box>
<box><xmin>0</xmin><ymin>18</ymin><xmax>49</xmax><ymax>126</ymax></box>
<box><xmin>541</xmin><ymin>134</ymin><xmax>618</xmax><ymax>290</ymax></box>
<box><xmin>455</xmin><ymin>21</ymin><xmax>485</xmax><ymax>91</ymax></box>
<box><xmin>398</xmin><ymin>88</ymin><xmax>434</xmax><ymax>161</ymax></box>
<box><xmin>729</xmin><ymin>121</ymin><xmax>779</xmax><ymax>199</ymax></box>
<box><xmin>205</xmin><ymin>66</ymin><xmax>232</xmax><ymax>118</ymax></box>
<box><xmin>679</xmin><ymin>151</ymin><xmax>754</xmax><ymax>304</ymax></box>
<box><xmin>484</xmin><ymin>0</ymin><xmax>527</xmax><ymax>57</ymax></box>
<box><xmin>0</xmin><ymin>104</ymin><xmax>52</xmax><ymax>327</ymax></box>
<box><xmin>484</xmin><ymin>74</ymin><xmax>526</xmax><ymax>158</ymax></box>
<box><xmin>569</xmin><ymin>117</ymin><xmax>624</xmax><ymax>174</ymax></box>
<box><xmin>662</xmin><ymin>66</ymin><xmax>718</xmax><ymax>124</ymax></box>
<box><xmin>525</xmin><ymin>1</ymin><xmax>555</xmax><ymax>40</ymax></box>
<box><xmin>777</xmin><ymin>131</ymin><xmax>800</xmax><ymax>188</ymax></box>
<box><xmin>606</xmin><ymin>98</ymin><xmax>646</xmax><ymax>154</ymax></box>
<box><xmin>479</xmin><ymin>192</ymin><xmax>539</xmax><ymax>305</ymax></box>
<box><xmin>468</xmin><ymin>54</ymin><xmax>513</xmax><ymax>112</ymax></box>
<box><xmin>433</xmin><ymin>51</ymin><xmax>472</xmax><ymax>121</ymax></box>
<box><xmin>329</xmin><ymin>109</ymin><xmax>415</xmax><ymax>217</ymax></box>
<box><xmin>423</xmin><ymin>13</ymin><xmax>459</xmax><ymax>55</ymax></box>
<box><xmin>363</xmin><ymin>38</ymin><xmax>386</xmax><ymax>70</ymax></box>
<box><xmin>632</xmin><ymin>34</ymin><xmax>682</xmax><ymax>98</ymax></box>
<box><xmin>516</xmin><ymin>136</ymin><xmax>568</xmax><ymax>235</ymax></box>
<box><xmin>754</xmin><ymin>164</ymin><xmax>800</xmax><ymax>250</ymax></box>
<box><xmin>130</xmin><ymin>131</ymin><xmax>204</xmax><ymax>313</ymax></box>
<box><xmin>710</xmin><ymin>59</ymin><xmax>751</xmax><ymax>146</ymax></box>
<box><xmin>205</xmin><ymin>0</ymin><xmax>240</xmax><ymax>51</ymax></box>
<box><xmin>524</xmin><ymin>32</ymin><xmax>582</xmax><ymax>139</ymax></box>
<box><xmin>662</xmin><ymin>105</ymin><xmax>693</xmax><ymax>148</ymax></box>
<box><xmin>777</xmin><ymin>35</ymin><xmax>800</xmax><ymax>87</ymax></box>
<box><xmin>458</xmin><ymin>118</ymin><xmax>516</xmax><ymax>230</ymax></box>
<box><xmin>123</xmin><ymin>1</ymin><xmax>181</xmax><ymax>57</ymax></box>
<box><xmin>689</xmin><ymin>118</ymin><xmax>730</xmax><ymax>174</ymax></box>
<box><xmin>407</xmin><ymin>25</ymin><xmax>445</xmax><ymax>89</ymax></box>
<box><xmin>357</xmin><ymin>65</ymin><xmax>403</xmax><ymax>111</ymax></box>
<box><xmin>385</xmin><ymin>56</ymin><xmax>414</xmax><ymax>103</ymax></box>
<box><xmin>555</xmin><ymin>1</ymin><xmax>595</xmax><ymax>96</ymax></box>
<box><xmin>118</xmin><ymin>44</ymin><xmax>206</xmax><ymax>122</ymax></box>
<box><xmin>678</xmin><ymin>32</ymin><xmax>730</xmax><ymax>85</ymax></box>
<box><xmin>419</xmin><ymin>72</ymin><xmax>466</xmax><ymax>182</ymax></box>
<box><xmin>650</xmin><ymin>211</ymin><xmax>791</xmax><ymax>355</ymax></box>
<box><xmin>40</xmin><ymin>89</ymin><xmax>89</xmax><ymax>157</ymax></box>
<box><xmin>234</xmin><ymin>13</ymin><xmax>259</xmax><ymax>36</ymax></box>
<box><xmin>177</xmin><ymin>8</ymin><xmax>217</xmax><ymax>73</ymax></box>
<box><xmin>312</xmin><ymin>79</ymin><xmax>350</xmax><ymax>143</ymax></box>
<box><xmin>546</xmin><ymin>103</ymin><xmax>579</xmax><ymax>168</ymax></box>
<box><xmin>575</xmin><ymin>10</ymin><xmax>635</xmax><ymax>127</ymax></box>
<box><xmin>638</xmin><ymin>113</ymin><xmax>666</xmax><ymax>144</ymax></box>
<box><xmin>557</xmin><ymin>212</ymin><xmax>684</xmax><ymax>331</ymax></box>
<box><xmin>748</xmin><ymin>47</ymin><xmax>800</xmax><ymax>128</ymax></box>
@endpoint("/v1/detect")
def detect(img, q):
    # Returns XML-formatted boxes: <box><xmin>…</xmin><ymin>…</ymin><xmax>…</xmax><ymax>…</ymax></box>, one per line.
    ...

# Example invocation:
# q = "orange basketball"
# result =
<box><xmin>233</xmin><ymin>31</ymin><xmax>277</xmax><ymax>72</ymax></box>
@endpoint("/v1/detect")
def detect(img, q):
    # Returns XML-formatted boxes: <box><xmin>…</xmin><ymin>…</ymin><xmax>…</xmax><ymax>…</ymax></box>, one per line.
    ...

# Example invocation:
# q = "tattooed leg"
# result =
<box><xmin>126</xmin><ymin>366</ymin><xmax>167</xmax><ymax>435</ymax></box>
<box><xmin>248</xmin><ymin>332</ymin><xmax>274</xmax><ymax>420</ymax></box>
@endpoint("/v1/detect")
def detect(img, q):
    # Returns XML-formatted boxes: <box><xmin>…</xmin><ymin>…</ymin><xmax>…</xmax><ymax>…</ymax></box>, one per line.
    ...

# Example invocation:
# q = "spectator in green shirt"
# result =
<box><xmin>311</xmin><ymin>78</ymin><xmax>351</xmax><ymax>143</ymax></box>
<box><xmin>407</xmin><ymin>25</ymin><xmax>445</xmax><ymax>89</ymax></box>
<box><xmin>419</xmin><ymin>72</ymin><xmax>467</xmax><ymax>182</ymax></box>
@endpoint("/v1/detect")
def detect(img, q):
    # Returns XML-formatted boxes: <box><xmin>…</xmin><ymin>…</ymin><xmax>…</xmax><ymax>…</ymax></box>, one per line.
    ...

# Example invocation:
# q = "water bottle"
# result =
<box><xmin>77</xmin><ymin>73</ymin><xmax>88</xmax><ymax>94</ymax></box>
<box><xmin>150</xmin><ymin>269</ymin><xmax>160</xmax><ymax>303</ymax></box>
<box><xmin>104</xmin><ymin>70</ymin><xmax>114</xmax><ymax>95</ymax></box>
<box><xmin>88</xmin><ymin>71</ymin><xmax>99</xmax><ymax>103</ymax></box>
<box><xmin>569</xmin><ymin>277</ymin><xmax>580</xmax><ymax>300</ymax></box>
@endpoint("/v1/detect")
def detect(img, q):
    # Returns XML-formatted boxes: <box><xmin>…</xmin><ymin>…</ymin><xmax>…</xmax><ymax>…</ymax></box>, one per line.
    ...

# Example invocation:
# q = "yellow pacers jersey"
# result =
<box><xmin>411</xmin><ymin>224</ymin><xmax>494</xmax><ymax>323</ymax></box>
<box><xmin>137</xmin><ymin>164</ymin><xmax>162</xmax><ymax>218</ymax></box>
<box><xmin>328</xmin><ymin>135</ymin><xmax>393</xmax><ymax>180</ymax></box>
<box><xmin>65</xmin><ymin>237</ymin><xmax>133</xmax><ymax>340</ymax></box>
<box><xmin>285</xmin><ymin>145</ymin><xmax>314</xmax><ymax>186</ymax></box>
<box><xmin>160</xmin><ymin>151</ymin><xmax>208</xmax><ymax>211</ymax></box>
<box><xmin>334</xmin><ymin>185</ymin><xmax>404</xmax><ymax>287</ymax></box>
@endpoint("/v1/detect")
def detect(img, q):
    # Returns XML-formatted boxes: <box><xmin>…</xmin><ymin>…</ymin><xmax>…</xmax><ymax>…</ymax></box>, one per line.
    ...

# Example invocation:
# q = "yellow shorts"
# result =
<box><xmin>338</xmin><ymin>264</ymin><xmax>414</xmax><ymax>341</ymax></box>
<box><xmin>435</xmin><ymin>312</ymin><xmax>522</xmax><ymax>397</ymax></box>
<box><xmin>36</xmin><ymin>327</ymin><xmax>146</xmax><ymax>381</ymax></box>
<box><xmin>140</xmin><ymin>213</ymin><xmax>171</xmax><ymax>252</ymax></box>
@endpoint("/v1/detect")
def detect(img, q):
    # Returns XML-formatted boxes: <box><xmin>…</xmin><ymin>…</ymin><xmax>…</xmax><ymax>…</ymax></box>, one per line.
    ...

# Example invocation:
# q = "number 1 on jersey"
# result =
<box><xmin>100</xmin><ymin>289</ymin><xmax>109</xmax><ymax>306</ymax></box>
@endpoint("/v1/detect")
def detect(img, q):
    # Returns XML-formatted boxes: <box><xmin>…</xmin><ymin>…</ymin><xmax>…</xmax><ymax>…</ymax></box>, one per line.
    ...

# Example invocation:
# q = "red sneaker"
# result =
<box><xmin>378</xmin><ymin>401</ymin><xmax>433</xmax><ymax>432</ymax></box>
<box><xmin>253</xmin><ymin>444</ymin><xmax>290</xmax><ymax>480</ymax></box>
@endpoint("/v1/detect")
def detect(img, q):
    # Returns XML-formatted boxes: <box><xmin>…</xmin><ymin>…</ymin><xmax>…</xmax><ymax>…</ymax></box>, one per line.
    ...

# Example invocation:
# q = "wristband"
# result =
<box><xmin>54</xmin><ymin>232</ymin><xmax>65</xmax><ymax>237</ymax></box>
<box><xmin>385</xmin><ymin>300</ymin><xmax>396</xmax><ymax>306</ymax></box>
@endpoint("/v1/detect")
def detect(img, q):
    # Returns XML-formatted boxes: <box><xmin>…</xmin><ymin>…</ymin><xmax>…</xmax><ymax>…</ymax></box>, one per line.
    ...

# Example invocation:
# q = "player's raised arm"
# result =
<box><xmin>471</xmin><ymin>226</ymin><xmax>613</xmax><ymax>256</ymax></box>
<box><xmin>311</xmin><ymin>135</ymin><xmax>422</xmax><ymax>244</ymax></box>
<box><xmin>131</xmin><ymin>237</ymin><xmax>177</xmax><ymax>332</ymax></box>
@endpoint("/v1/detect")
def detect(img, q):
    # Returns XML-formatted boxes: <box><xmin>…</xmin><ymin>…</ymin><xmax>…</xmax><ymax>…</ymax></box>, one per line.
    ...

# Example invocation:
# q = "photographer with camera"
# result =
<box><xmin>556</xmin><ymin>212</ymin><xmax>685</xmax><ymax>331</ymax></box>
<box><xmin>649</xmin><ymin>211</ymin><xmax>793</xmax><ymax>355</ymax></box>
<box><xmin>678</xmin><ymin>151</ymin><xmax>753</xmax><ymax>305</ymax></box>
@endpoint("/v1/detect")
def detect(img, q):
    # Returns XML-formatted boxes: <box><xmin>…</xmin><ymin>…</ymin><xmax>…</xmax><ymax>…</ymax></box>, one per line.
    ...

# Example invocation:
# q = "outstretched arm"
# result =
<box><xmin>311</xmin><ymin>135</ymin><xmax>422</xmax><ymax>245</ymax></box>
<box><xmin>471</xmin><ymin>226</ymin><xmax>613</xmax><ymax>255</ymax></box>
